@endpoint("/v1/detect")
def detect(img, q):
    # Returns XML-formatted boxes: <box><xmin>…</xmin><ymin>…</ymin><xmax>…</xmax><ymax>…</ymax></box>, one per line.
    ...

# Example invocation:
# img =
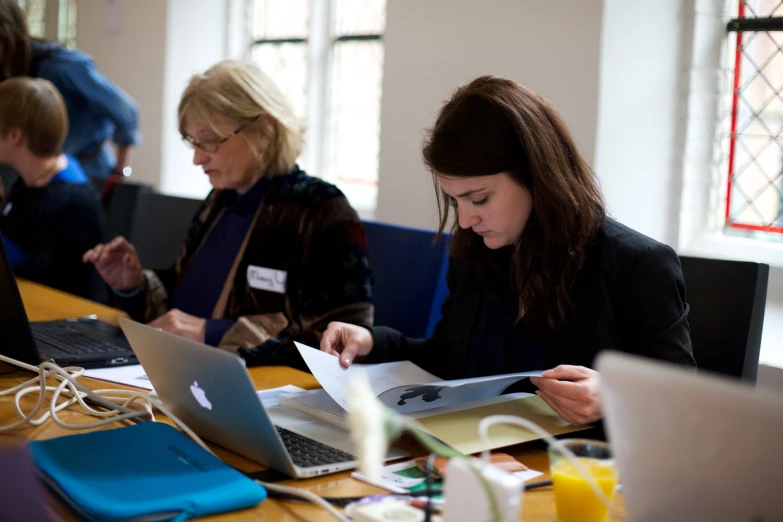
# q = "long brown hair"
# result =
<box><xmin>423</xmin><ymin>76</ymin><xmax>606</xmax><ymax>332</ymax></box>
<box><xmin>0</xmin><ymin>0</ymin><xmax>33</xmax><ymax>80</ymax></box>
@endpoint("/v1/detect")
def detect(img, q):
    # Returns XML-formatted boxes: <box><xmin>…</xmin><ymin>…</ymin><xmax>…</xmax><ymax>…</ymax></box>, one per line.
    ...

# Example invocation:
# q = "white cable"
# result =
<box><xmin>0</xmin><ymin>353</ymin><xmax>348</xmax><ymax>521</ymax></box>
<box><xmin>0</xmin><ymin>353</ymin><xmax>43</xmax><ymax>373</ymax></box>
<box><xmin>259</xmin><ymin>482</ymin><xmax>348</xmax><ymax>522</ymax></box>
<box><xmin>478</xmin><ymin>415</ymin><xmax>613</xmax><ymax>511</ymax></box>
<box><xmin>0</xmin><ymin>355</ymin><xmax>150</xmax><ymax>432</ymax></box>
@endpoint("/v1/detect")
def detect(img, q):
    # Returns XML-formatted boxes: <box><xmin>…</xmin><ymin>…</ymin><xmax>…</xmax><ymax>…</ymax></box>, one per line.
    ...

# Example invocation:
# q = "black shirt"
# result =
<box><xmin>466</xmin><ymin>247</ymin><xmax>547</xmax><ymax>377</ymax></box>
<box><xmin>369</xmin><ymin>218</ymin><xmax>695</xmax><ymax>379</ymax></box>
<box><xmin>0</xmin><ymin>170</ymin><xmax>107</xmax><ymax>303</ymax></box>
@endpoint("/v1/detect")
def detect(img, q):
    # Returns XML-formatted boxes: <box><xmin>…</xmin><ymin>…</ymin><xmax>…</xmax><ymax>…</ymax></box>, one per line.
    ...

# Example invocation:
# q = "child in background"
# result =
<box><xmin>0</xmin><ymin>77</ymin><xmax>107</xmax><ymax>302</ymax></box>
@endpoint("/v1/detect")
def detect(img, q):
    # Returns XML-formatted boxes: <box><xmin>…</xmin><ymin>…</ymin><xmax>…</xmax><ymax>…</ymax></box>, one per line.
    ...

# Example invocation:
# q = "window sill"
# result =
<box><xmin>680</xmin><ymin>231</ymin><xmax>783</xmax><ymax>268</ymax></box>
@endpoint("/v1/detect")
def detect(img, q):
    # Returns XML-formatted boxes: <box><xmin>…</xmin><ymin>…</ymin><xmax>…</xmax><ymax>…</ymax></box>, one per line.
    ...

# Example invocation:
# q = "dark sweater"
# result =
<box><xmin>169</xmin><ymin>175</ymin><xmax>270</xmax><ymax>346</ymax></box>
<box><xmin>0</xmin><ymin>160</ymin><xmax>107</xmax><ymax>302</ymax></box>
<box><xmin>465</xmin><ymin>247</ymin><xmax>548</xmax><ymax>377</ymax></box>
<box><xmin>368</xmin><ymin>218</ymin><xmax>695</xmax><ymax>379</ymax></box>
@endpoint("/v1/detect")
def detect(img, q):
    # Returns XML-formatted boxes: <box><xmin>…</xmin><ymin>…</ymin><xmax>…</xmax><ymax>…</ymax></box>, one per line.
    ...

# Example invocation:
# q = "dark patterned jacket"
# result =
<box><xmin>119</xmin><ymin>166</ymin><xmax>373</xmax><ymax>368</ymax></box>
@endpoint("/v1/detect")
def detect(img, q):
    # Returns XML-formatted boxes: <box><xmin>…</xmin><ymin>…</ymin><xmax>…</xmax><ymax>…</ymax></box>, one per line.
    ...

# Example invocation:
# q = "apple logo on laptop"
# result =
<box><xmin>190</xmin><ymin>381</ymin><xmax>212</xmax><ymax>410</ymax></box>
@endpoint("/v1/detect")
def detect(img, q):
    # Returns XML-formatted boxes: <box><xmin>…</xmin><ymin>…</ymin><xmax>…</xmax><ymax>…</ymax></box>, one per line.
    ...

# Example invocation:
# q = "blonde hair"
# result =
<box><xmin>178</xmin><ymin>59</ymin><xmax>304</xmax><ymax>176</ymax></box>
<box><xmin>0</xmin><ymin>77</ymin><xmax>68</xmax><ymax>158</ymax></box>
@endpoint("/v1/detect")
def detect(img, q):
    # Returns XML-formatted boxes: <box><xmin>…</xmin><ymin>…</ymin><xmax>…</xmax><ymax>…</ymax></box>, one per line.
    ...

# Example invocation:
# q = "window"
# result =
<box><xmin>18</xmin><ymin>0</ymin><xmax>77</xmax><ymax>47</ymax></box>
<box><xmin>723</xmin><ymin>0</ymin><xmax>783</xmax><ymax>241</ymax></box>
<box><xmin>18</xmin><ymin>0</ymin><xmax>46</xmax><ymax>38</ymax></box>
<box><xmin>57</xmin><ymin>0</ymin><xmax>77</xmax><ymax>48</ymax></box>
<box><xmin>251</xmin><ymin>0</ymin><xmax>386</xmax><ymax>213</ymax></box>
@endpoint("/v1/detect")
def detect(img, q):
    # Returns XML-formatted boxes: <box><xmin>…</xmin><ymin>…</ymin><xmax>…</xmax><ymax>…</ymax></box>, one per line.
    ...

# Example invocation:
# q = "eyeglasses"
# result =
<box><xmin>182</xmin><ymin>121</ymin><xmax>251</xmax><ymax>153</ymax></box>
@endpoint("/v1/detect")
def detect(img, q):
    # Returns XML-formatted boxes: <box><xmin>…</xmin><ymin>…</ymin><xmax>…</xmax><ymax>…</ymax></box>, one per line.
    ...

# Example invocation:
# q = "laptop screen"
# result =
<box><xmin>598</xmin><ymin>351</ymin><xmax>783</xmax><ymax>521</ymax></box>
<box><xmin>0</xmin><ymin>231</ymin><xmax>42</xmax><ymax>366</ymax></box>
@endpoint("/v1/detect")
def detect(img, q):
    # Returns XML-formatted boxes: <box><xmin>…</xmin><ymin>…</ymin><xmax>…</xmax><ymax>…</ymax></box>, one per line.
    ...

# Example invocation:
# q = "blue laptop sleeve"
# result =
<box><xmin>28</xmin><ymin>422</ymin><xmax>266</xmax><ymax>522</ymax></box>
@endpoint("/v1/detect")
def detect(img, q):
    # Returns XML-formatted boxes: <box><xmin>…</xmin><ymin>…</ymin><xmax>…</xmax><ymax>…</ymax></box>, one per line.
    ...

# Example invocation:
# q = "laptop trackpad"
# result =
<box><xmin>267</xmin><ymin>407</ymin><xmax>356</xmax><ymax>454</ymax></box>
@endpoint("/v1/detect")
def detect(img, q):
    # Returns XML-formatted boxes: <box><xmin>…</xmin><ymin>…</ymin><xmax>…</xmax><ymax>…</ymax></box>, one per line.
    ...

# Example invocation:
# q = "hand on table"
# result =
<box><xmin>147</xmin><ymin>309</ymin><xmax>206</xmax><ymax>343</ymax></box>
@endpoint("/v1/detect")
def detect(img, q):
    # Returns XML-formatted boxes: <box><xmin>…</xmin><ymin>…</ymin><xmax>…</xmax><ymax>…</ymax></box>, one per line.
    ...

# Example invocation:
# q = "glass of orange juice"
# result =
<box><xmin>548</xmin><ymin>439</ymin><xmax>618</xmax><ymax>522</ymax></box>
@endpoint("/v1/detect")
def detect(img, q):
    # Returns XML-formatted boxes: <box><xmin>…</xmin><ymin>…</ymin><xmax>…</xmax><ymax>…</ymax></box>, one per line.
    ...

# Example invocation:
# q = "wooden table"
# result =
<box><xmin>1</xmin><ymin>280</ymin><xmax>625</xmax><ymax>521</ymax></box>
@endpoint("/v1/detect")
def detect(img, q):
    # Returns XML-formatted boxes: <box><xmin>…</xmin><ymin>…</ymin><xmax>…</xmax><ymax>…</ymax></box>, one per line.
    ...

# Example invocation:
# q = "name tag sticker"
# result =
<box><xmin>247</xmin><ymin>265</ymin><xmax>287</xmax><ymax>294</ymax></box>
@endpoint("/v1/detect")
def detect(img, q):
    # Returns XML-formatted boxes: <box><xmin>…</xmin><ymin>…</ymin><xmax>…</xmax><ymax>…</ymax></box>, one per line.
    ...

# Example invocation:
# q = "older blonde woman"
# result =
<box><xmin>83</xmin><ymin>60</ymin><xmax>373</xmax><ymax>367</ymax></box>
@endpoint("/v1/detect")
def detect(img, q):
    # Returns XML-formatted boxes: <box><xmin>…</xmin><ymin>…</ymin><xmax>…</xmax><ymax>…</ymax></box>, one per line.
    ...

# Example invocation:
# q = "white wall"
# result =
<box><xmin>594</xmin><ymin>0</ymin><xmax>694</xmax><ymax>246</ymax></box>
<box><xmin>376</xmin><ymin>0</ymin><xmax>698</xmax><ymax>241</ymax></box>
<box><xmin>376</xmin><ymin>0</ymin><xmax>604</xmax><ymax>230</ymax></box>
<box><xmin>77</xmin><ymin>0</ymin><xmax>247</xmax><ymax>197</ymax></box>
<box><xmin>160</xmin><ymin>0</ymin><xmax>230</xmax><ymax>199</ymax></box>
<box><xmin>761</xmin><ymin>267</ymin><xmax>783</xmax><ymax>367</ymax></box>
<box><xmin>76</xmin><ymin>0</ymin><xmax>167</xmax><ymax>189</ymax></box>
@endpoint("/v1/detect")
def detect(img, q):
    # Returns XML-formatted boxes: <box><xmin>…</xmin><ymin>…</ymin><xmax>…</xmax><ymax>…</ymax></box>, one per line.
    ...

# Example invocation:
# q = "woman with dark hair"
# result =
<box><xmin>320</xmin><ymin>76</ymin><xmax>695</xmax><ymax>426</ymax></box>
<box><xmin>0</xmin><ymin>0</ymin><xmax>139</xmax><ymax>180</ymax></box>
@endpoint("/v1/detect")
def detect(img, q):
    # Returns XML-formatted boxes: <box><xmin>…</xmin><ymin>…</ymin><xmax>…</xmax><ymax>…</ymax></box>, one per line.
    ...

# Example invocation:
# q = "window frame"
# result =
<box><xmin>676</xmin><ymin>0</ymin><xmax>783</xmax><ymax>269</ymax></box>
<box><xmin>19</xmin><ymin>0</ymin><xmax>76</xmax><ymax>46</ymax></box>
<box><xmin>250</xmin><ymin>0</ymin><xmax>384</xmax><ymax>213</ymax></box>
<box><xmin>724</xmin><ymin>2</ymin><xmax>783</xmax><ymax>235</ymax></box>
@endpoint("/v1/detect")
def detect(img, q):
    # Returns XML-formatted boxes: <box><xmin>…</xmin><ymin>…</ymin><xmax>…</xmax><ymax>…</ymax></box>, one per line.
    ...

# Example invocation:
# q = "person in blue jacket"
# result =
<box><xmin>0</xmin><ymin>0</ymin><xmax>140</xmax><ymax>180</ymax></box>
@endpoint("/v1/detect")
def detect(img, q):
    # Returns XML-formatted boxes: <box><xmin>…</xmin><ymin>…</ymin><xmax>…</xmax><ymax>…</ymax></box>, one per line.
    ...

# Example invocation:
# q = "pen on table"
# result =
<box><xmin>524</xmin><ymin>479</ymin><xmax>552</xmax><ymax>490</ymax></box>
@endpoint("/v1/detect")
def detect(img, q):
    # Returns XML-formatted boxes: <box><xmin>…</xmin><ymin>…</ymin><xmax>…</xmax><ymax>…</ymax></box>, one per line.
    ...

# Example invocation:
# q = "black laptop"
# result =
<box><xmin>0</xmin><ymin>232</ymin><xmax>137</xmax><ymax>369</ymax></box>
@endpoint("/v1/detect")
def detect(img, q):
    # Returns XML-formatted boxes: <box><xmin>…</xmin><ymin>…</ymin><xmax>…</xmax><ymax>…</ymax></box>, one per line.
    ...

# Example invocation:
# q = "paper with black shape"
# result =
<box><xmin>290</xmin><ymin>343</ymin><xmax>591</xmax><ymax>453</ymax></box>
<box><xmin>293</xmin><ymin>342</ymin><xmax>543</xmax><ymax>415</ymax></box>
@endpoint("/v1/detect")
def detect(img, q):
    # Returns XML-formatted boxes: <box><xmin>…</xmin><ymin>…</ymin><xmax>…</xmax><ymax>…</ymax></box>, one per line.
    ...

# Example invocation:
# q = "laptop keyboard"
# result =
<box><xmin>275</xmin><ymin>426</ymin><xmax>355</xmax><ymax>468</ymax></box>
<box><xmin>31</xmin><ymin>322</ymin><xmax>122</xmax><ymax>355</ymax></box>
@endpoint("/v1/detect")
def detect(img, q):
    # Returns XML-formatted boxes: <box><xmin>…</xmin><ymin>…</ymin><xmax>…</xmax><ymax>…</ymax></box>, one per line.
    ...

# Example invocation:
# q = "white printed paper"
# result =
<box><xmin>351</xmin><ymin>458</ymin><xmax>544</xmax><ymax>494</ymax></box>
<box><xmin>255</xmin><ymin>384</ymin><xmax>305</xmax><ymax>408</ymax></box>
<box><xmin>83</xmin><ymin>364</ymin><xmax>153</xmax><ymax>390</ymax></box>
<box><xmin>294</xmin><ymin>342</ymin><xmax>543</xmax><ymax>415</ymax></box>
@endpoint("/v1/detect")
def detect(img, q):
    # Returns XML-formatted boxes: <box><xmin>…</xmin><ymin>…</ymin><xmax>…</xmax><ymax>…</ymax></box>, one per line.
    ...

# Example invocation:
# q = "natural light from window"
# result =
<box><xmin>722</xmin><ymin>0</ymin><xmax>783</xmax><ymax>242</ymax></box>
<box><xmin>251</xmin><ymin>0</ymin><xmax>386</xmax><ymax>215</ymax></box>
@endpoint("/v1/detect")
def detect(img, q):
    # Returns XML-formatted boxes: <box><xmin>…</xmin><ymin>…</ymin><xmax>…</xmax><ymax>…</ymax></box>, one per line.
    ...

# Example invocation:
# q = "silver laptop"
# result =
<box><xmin>118</xmin><ymin>317</ymin><xmax>406</xmax><ymax>479</ymax></box>
<box><xmin>598</xmin><ymin>351</ymin><xmax>783</xmax><ymax>522</ymax></box>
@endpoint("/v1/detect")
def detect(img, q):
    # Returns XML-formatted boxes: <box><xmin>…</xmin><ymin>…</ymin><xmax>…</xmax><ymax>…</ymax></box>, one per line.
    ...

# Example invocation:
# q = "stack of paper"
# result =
<box><xmin>279</xmin><ymin>388</ymin><xmax>349</xmax><ymax>429</ymax></box>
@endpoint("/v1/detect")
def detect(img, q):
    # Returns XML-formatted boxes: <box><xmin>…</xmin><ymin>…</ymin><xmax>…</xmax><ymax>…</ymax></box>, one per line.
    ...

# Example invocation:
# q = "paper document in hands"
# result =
<box><xmin>293</xmin><ymin>342</ymin><xmax>543</xmax><ymax>415</ymax></box>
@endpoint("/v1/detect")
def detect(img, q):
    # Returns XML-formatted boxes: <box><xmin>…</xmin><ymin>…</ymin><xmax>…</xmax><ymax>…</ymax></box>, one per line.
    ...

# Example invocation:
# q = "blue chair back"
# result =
<box><xmin>363</xmin><ymin>221</ymin><xmax>450</xmax><ymax>338</ymax></box>
<box><xmin>426</xmin><ymin>251</ymin><xmax>450</xmax><ymax>337</ymax></box>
